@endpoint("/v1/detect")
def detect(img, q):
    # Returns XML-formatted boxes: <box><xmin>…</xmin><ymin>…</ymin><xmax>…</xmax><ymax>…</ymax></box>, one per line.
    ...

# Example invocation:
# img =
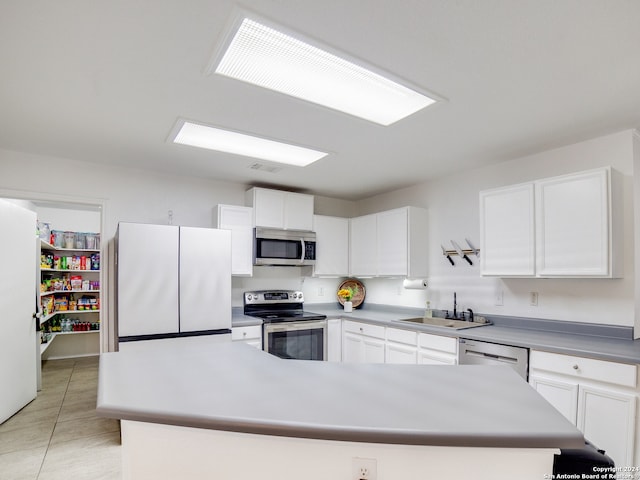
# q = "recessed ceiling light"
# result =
<box><xmin>171</xmin><ymin>120</ymin><xmax>328</xmax><ymax>167</ymax></box>
<box><xmin>212</xmin><ymin>17</ymin><xmax>437</xmax><ymax>126</ymax></box>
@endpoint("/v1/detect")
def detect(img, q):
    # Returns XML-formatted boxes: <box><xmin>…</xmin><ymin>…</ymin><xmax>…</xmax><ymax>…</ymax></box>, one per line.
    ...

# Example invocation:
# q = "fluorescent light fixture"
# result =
<box><xmin>213</xmin><ymin>18</ymin><xmax>437</xmax><ymax>126</ymax></box>
<box><xmin>172</xmin><ymin>121</ymin><xmax>328</xmax><ymax>167</ymax></box>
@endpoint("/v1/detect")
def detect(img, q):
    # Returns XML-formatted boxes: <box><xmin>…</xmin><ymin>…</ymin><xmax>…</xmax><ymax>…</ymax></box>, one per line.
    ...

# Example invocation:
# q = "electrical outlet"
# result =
<box><xmin>530</xmin><ymin>292</ymin><xmax>538</xmax><ymax>306</ymax></box>
<box><xmin>318</xmin><ymin>287</ymin><xmax>324</xmax><ymax>296</ymax></box>
<box><xmin>494</xmin><ymin>289</ymin><xmax>504</xmax><ymax>306</ymax></box>
<box><xmin>352</xmin><ymin>457</ymin><xmax>377</xmax><ymax>480</ymax></box>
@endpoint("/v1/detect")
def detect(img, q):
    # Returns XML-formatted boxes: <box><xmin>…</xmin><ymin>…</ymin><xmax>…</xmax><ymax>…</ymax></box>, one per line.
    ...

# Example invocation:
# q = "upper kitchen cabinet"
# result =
<box><xmin>312</xmin><ymin>215</ymin><xmax>349</xmax><ymax>276</ymax></box>
<box><xmin>349</xmin><ymin>213</ymin><xmax>377</xmax><ymax>276</ymax></box>
<box><xmin>350</xmin><ymin>206</ymin><xmax>428</xmax><ymax>278</ymax></box>
<box><xmin>479</xmin><ymin>167</ymin><xmax>622</xmax><ymax>278</ymax></box>
<box><xmin>214</xmin><ymin>204</ymin><xmax>253</xmax><ymax>276</ymax></box>
<box><xmin>536</xmin><ymin>168</ymin><xmax>622</xmax><ymax>277</ymax></box>
<box><xmin>480</xmin><ymin>183</ymin><xmax>535</xmax><ymax>276</ymax></box>
<box><xmin>245</xmin><ymin>187</ymin><xmax>314</xmax><ymax>231</ymax></box>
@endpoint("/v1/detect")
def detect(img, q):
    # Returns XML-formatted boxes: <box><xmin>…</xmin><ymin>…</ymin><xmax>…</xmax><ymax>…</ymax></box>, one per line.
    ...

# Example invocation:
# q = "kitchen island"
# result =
<box><xmin>97</xmin><ymin>340</ymin><xmax>583</xmax><ymax>480</ymax></box>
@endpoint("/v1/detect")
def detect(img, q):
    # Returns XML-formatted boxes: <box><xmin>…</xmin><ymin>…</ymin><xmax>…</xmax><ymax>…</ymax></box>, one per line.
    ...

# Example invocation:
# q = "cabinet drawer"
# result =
<box><xmin>343</xmin><ymin>320</ymin><xmax>385</xmax><ymax>339</ymax></box>
<box><xmin>530</xmin><ymin>350</ymin><xmax>637</xmax><ymax>388</ymax></box>
<box><xmin>232</xmin><ymin>325</ymin><xmax>262</xmax><ymax>341</ymax></box>
<box><xmin>386</xmin><ymin>327</ymin><xmax>417</xmax><ymax>345</ymax></box>
<box><xmin>418</xmin><ymin>333</ymin><xmax>457</xmax><ymax>355</ymax></box>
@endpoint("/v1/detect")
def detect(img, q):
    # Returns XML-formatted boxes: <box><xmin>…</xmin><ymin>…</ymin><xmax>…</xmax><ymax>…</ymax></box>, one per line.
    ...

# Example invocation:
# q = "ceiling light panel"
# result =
<box><xmin>214</xmin><ymin>18</ymin><xmax>436</xmax><ymax>126</ymax></box>
<box><xmin>172</xmin><ymin>121</ymin><xmax>327</xmax><ymax>167</ymax></box>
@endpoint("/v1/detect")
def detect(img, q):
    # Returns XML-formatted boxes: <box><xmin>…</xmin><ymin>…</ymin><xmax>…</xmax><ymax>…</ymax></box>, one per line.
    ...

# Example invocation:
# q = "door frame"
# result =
<box><xmin>0</xmin><ymin>188</ymin><xmax>111</xmax><ymax>354</ymax></box>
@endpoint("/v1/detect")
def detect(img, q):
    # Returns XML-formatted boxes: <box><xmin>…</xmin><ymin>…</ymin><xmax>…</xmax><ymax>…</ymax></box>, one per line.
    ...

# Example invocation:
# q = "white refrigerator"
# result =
<box><xmin>116</xmin><ymin>222</ymin><xmax>232</xmax><ymax>349</ymax></box>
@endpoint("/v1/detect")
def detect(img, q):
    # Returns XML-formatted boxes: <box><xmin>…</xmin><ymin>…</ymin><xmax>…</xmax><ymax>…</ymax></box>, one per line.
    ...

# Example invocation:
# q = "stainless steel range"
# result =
<box><xmin>243</xmin><ymin>290</ymin><xmax>327</xmax><ymax>361</ymax></box>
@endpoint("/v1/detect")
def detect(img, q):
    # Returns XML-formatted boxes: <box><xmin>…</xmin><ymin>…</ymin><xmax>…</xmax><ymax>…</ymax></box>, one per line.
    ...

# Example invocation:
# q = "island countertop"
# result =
<box><xmin>97</xmin><ymin>340</ymin><xmax>583</xmax><ymax>449</ymax></box>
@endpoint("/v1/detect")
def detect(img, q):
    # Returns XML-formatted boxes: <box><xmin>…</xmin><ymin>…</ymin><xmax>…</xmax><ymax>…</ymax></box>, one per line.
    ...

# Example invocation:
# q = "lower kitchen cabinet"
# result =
<box><xmin>342</xmin><ymin>320</ymin><xmax>385</xmax><ymax>364</ymax></box>
<box><xmin>231</xmin><ymin>325</ymin><xmax>262</xmax><ymax>349</ymax></box>
<box><xmin>417</xmin><ymin>332</ymin><xmax>458</xmax><ymax>365</ymax></box>
<box><xmin>529</xmin><ymin>350</ymin><xmax>638</xmax><ymax>468</ymax></box>
<box><xmin>341</xmin><ymin>321</ymin><xmax>456</xmax><ymax>366</ymax></box>
<box><xmin>385</xmin><ymin>327</ymin><xmax>418</xmax><ymax>364</ymax></box>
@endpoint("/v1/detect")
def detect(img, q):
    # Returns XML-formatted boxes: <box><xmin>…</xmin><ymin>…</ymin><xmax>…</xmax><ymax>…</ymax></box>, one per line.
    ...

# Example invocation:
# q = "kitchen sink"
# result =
<box><xmin>394</xmin><ymin>316</ymin><xmax>491</xmax><ymax>330</ymax></box>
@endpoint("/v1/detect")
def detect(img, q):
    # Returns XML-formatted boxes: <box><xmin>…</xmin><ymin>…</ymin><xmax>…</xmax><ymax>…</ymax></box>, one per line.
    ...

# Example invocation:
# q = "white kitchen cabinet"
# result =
<box><xmin>350</xmin><ymin>206</ymin><xmax>427</xmax><ymax>277</ymax></box>
<box><xmin>349</xmin><ymin>214</ymin><xmax>377</xmax><ymax>276</ymax></box>
<box><xmin>342</xmin><ymin>320</ymin><xmax>385</xmax><ymax>364</ymax></box>
<box><xmin>529</xmin><ymin>350</ymin><xmax>637</xmax><ymax>467</ymax></box>
<box><xmin>245</xmin><ymin>187</ymin><xmax>314</xmax><ymax>231</ymax></box>
<box><xmin>214</xmin><ymin>204</ymin><xmax>253</xmax><ymax>276</ymax></box>
<box><xmin>327</xmin><ymin>318</ymin><xmax>342</xmax><ymax>362</ymax></box>
<box><xmin>385</xmin><ymin>327</ymin><xmax>418</xmax><ymax>364</ymax></box>
<box><xmin>231</xmin><ymin>325</ymin><xmax>262</xmax><ymax>349</ymax></box>
<box><xmin>536</xmin><ymin>168</ymin><xmax>622</xmax><ymax>277</ymax></box>
<box><xmin>480</xmin><ymin>183</ymin><xmax>535</xmax><ymax>276</ymax></box>
<box><xmin>312</xmin><ymin>215</ymin><xmax>349</xmax><ymax>276</ymax></box>
<box><xmin>417</xmin><ymin>332</ymin><xmax>458</xmax><ymax>365</ymax></box>
<box><xmin>479</xmin><ymin>167</ymin><xmax>622</xmax><ymax>278</ymax></box>
<box><xmin>377</xmin><ymin>209</ymin><xmax>409</xmax><ymax>276</ymax></box>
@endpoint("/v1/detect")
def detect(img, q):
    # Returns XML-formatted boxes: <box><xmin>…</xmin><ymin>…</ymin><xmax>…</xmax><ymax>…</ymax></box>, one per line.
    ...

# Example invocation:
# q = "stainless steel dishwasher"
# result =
<box><xmin>458</xmin><ymin>338</ymin><xmax>529</xmax><ymax>380</ymax></box>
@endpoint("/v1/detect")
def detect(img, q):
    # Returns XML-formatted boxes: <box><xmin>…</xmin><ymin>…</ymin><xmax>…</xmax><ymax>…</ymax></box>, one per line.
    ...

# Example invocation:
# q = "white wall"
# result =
<box><xmin>355</xmin><ymin>130</ymin><xmax>636</xmax><ymax>327</ymax></box>
<box><xmin>35</xmin><ymin>206</ymin><xmax>101</xmax><ymax>234</ymax></box>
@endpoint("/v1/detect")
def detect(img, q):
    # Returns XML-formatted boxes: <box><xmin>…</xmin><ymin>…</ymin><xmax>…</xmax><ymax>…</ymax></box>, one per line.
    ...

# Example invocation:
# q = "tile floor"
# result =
<box><xmin>0</xmin><ymin>356</ymin><xmax>122</xmax><ymax>480</ymax></box>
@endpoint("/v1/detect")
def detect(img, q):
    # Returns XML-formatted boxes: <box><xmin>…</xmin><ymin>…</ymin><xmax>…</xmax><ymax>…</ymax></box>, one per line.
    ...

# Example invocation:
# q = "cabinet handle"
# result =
<box><xmin>359</xmin><ymin>327</ymin><xmax>363</xmax><ymax>332</ymax></box>
<box><xmin>243</xmin><ymin>332</ymin><xmax>247</xmax><ymax>337</ymax></box>
<box><xmin>572</xmin><ymin>364</ymin><xmax>579</xmax><ymax>370</ymax></box>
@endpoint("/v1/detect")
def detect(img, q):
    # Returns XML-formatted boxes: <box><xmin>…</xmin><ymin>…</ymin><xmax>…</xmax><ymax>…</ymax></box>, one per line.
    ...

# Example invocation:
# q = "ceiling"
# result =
<box><xmin>2</xmin><ymin>1</ymin><xmax>640</xmax><ymax>201</ymax></box>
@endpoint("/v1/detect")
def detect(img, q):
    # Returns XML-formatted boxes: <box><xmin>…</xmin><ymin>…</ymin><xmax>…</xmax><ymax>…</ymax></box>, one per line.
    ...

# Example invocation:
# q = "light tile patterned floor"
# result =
<box><xmin>0</xmin><ymin>357</ymin><xmax>121</xmax><ymax>480</ymax></box>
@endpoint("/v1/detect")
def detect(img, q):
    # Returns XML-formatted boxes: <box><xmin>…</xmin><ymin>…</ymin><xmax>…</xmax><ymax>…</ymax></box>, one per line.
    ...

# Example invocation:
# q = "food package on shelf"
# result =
<box><xmin>54</xmin><ymin>295</ymin><xmax>69</xmax><ymax>312</ymax></box>
<box><xmin>42</xmin><ymin>296</ymin><xmax>54</xmax><ymax>316</ymax></box>
<box><xmin>40</xmin><ymin>254</ymin><xmax>53</xmax><ymax>269</ymax></box>
<box><xmin>70</xmin><ymin>275</ymin><xmax>82</xmax><ymax>290</ymax></box>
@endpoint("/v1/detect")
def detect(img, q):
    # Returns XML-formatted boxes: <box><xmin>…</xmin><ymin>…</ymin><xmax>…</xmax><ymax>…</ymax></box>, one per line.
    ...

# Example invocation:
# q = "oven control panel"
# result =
<box><xmin>244</xmin><ymin>290</ymin><xmax>304</xmax><ymax>304</ymax></box>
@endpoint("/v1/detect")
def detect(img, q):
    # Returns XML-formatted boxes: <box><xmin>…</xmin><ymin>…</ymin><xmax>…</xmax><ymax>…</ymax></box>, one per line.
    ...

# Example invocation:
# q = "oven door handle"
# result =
<box><xmin>300</xmin><ymin>239</ymin><xmax>305</xmax><ymax>264</ymax></box>
<box><xmin>266</xmin><ymin>320</ymin><xmax>327</xmax><ymax>332</ymax></box>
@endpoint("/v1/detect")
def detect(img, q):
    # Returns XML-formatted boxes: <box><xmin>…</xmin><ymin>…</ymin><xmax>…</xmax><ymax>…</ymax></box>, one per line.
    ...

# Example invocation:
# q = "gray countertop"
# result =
<box><xmin>299</xmin><ymin>303</ymin><xmax>640</xmax><ymax>364</ymax></box>
<box><xmin>97</xmin><ymin>340</ymin><xmax>583</xmax><ymax>448</ymax></box>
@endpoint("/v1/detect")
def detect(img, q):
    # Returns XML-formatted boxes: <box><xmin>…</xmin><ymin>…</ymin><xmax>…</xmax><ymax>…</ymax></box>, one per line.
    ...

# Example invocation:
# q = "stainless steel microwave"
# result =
<box><xmin>253</xmin><ymin>227</ymin><xmax>317</xmax><ymax>266</ymax></box>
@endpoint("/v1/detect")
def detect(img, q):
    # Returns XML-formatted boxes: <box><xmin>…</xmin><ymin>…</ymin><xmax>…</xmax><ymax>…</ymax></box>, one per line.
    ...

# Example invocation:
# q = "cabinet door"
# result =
<box><xmin>284</xmin><ymin>192</ymin><xmax>314</xmax><ymax>231</ymax></box>
<box><xmin>215</xmin><ymin>205</ymin><xmax>253</xmax><ymax>276</ymax></box>
<box><xmin>117</xmin><ymin>223</ymin><xmax>179</xmax><ymax>337</ymax></box>
<box><xmin>385</xmin><ymin>342</ymin><xmax>417</xmax><ymax>364</ymax></box>
<box><xmin>362</xmin><ymin>336</ymin><xmax>386</xmax><ymax>363</ymax></box>
<box><xmin>179</xmin><ymin>227</ymin><xmax>231</xmax><ymax>332</ymax></box>
<box><xmin>536</xmin><ymin>169</ymin><xmax>610</xmax><ymax>276</ymax></box>
<box><xmin>252</xmin><ymin>188</ymin><xmax>285</xmax><ymax>228</ymax></box>
<box><xmin>529</xmin><ymin>374</ymin><xmax>579</xmax><ymax>424</ymax></box>
<box><xmin>578</xmin><ymin>384</ymin><xmax>636</xmax><ymax>468</ymax></box>
<box><xmin>350</xmin><ymin>214</ymin><xmax>377</xmax><ymax>276</ymax></box>
<box><xmin>313</xmin><ymin>215</ymin><xmax>349</xmax><ymax>276</ymax></box>
<box><xmin>377</xmin><ymin>208</ymin><xmax>408</xmax><ymax>276</ymax></box>
<box><xmin>342</xmin><ymin>331</ymin><xmax>365</xmax><ymax>363</ymax></box>
<box><xmin>480</xmin><ymin>183</ymin><xmax>535</xmax><ymax>276</ymax></box>
<box><xmin>417</xmin><ymin>349</ymin><xmax>456</xmax><ymax>365</ymax></box>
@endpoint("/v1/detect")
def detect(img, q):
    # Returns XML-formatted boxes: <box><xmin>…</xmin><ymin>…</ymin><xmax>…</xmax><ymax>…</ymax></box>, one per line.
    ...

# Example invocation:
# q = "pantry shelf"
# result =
<box><xmin>40</xmin><ymin>330</ymin><xmax>99</xmax><ymax>355</ymax></box>
<box><xmin>41</xmin><ymin>268</ymin><xmax>100</xmax><ymax>273</ymax></box>
<box><xmin>41</xmin><ymin>289</ymin><xmax>100</xmax><ymax>297</ymax></box>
